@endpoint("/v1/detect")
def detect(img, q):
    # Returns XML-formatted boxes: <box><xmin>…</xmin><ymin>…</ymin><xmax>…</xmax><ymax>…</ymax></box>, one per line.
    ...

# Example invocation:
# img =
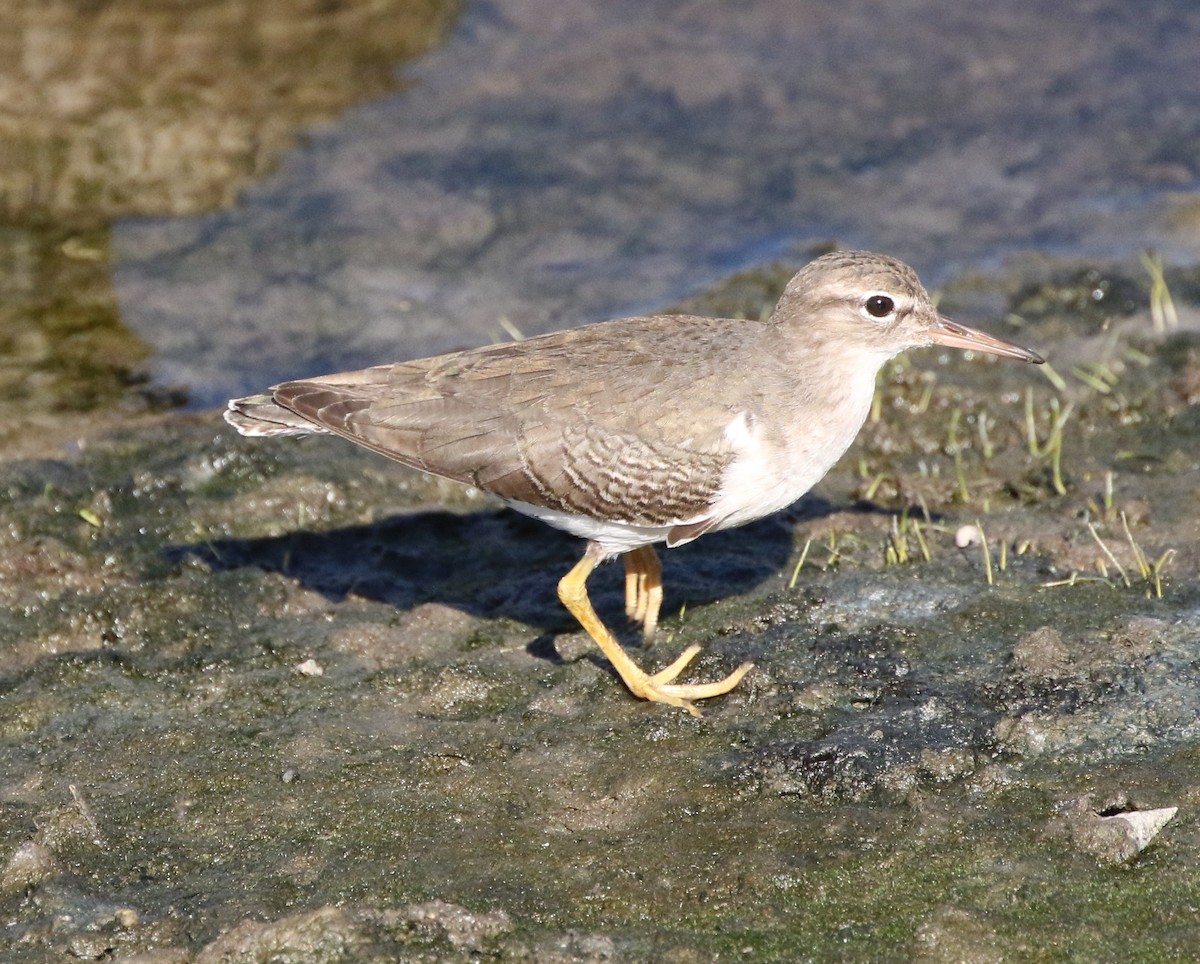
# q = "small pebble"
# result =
<box><xmin>1</xmin><ymin>841</ymin><xmax>58</xmax><ymax>893</ymax></box>
<box><xmin>1103</xmin><ymin>806</ymin><xmax>1177</xmax><ymax>853</ymax></box>
<box><xmin>955</xmin><ymin>524</ymin><xmax>983</xmax><ymax>549</ymax></box>
<box><xmin>295</xmin><ymin>658</ymin><xmax>324</xmax><ymax>677</ymax></box>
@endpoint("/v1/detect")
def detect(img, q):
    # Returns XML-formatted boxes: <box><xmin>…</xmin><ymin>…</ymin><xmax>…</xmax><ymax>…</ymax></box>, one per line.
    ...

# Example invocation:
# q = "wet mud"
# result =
<box><xmin>2</xmin><ymin>254</ymin><xmax>1199</xmax><ymax>960</ymax></box>
<box><xmin>3</xmin><ymin>0</ymin><xmax>1200</xmax><ymax>959</ymax></box>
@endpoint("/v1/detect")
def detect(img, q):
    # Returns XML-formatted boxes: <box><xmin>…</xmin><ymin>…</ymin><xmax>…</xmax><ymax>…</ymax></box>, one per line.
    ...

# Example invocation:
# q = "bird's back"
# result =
<box><xmin>227</xmin><ymin>314</ymin><xmax>771</xmax><ymax>530</ymax></box>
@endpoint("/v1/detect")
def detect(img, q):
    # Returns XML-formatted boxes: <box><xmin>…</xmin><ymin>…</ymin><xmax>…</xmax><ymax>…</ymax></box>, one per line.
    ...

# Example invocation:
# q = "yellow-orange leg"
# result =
<box><xmin>622</xmin><ymin>545</ymin><xmax>663</xmax><ymax>640</ymax></box>
<box><xmin>559</xmin><ymin>543</ymin><xmax>753</xmax><ymax>716</ymax></box>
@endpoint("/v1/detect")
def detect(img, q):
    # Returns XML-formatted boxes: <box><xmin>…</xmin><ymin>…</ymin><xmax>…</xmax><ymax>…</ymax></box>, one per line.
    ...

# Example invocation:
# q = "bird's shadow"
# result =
<box><xmin>167</xmin><ymin>498</ymin><xmax>837</xmax><ymax>645</ymax></box>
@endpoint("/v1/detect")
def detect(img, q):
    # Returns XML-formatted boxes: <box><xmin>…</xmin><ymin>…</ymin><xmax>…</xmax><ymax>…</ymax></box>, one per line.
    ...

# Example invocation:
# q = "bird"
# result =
<box><xmin>225</xmin><ymin>250</ymin><xmax>1043</xmax><ymax>716</ymax></box>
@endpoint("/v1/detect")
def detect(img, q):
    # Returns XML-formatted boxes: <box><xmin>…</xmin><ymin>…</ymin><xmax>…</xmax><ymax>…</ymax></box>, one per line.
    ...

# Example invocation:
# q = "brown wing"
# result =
<box><xmin>270</xmin><ymin>315</ymin><xmax>766</xmax><ymax>527</ymax></box>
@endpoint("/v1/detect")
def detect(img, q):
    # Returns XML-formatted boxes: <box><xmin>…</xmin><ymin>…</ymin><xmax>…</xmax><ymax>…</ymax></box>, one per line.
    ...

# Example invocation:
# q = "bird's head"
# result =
<box><xmin>773</xmin><ymin>250</ymin><xmax>1044</xmax><ymax>365</ymax></box>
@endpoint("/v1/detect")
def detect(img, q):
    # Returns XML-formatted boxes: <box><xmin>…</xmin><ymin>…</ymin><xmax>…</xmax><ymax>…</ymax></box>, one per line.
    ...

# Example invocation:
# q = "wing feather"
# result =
<box><xmin>233</xmin><ymin>314</ymin><xmax>770</xmax><ymax>527</ymax></box>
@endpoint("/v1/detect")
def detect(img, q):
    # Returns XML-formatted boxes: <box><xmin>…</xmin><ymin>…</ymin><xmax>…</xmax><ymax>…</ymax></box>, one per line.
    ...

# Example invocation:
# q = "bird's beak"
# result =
<box><xmin>929</xmin><ymin>317</ymin><xmax>1044</xmax><ymax>364</ymax></box>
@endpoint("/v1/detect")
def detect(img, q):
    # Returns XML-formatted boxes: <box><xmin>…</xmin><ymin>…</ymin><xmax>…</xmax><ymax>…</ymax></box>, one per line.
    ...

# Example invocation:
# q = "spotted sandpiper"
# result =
<box><xmin>226</xmin><ymin>250</ymin><xmax>1043</xmax><ymax>715</ymax></box>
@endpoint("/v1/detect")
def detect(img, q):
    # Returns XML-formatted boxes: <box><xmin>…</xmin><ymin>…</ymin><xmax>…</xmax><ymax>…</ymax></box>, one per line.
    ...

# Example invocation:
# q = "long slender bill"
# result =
<box><xmin>930</xmin><ymin>317</ymin><xmax>1044</xmax><ymax>364</ymax></box>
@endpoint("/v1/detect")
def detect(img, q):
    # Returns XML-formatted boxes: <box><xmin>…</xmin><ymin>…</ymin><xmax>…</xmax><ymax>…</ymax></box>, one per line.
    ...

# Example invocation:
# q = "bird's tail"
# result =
<box><xmin>224</xmin><ymin>393</ymin><xmax>331</xmax><ymax>438</ymax></box>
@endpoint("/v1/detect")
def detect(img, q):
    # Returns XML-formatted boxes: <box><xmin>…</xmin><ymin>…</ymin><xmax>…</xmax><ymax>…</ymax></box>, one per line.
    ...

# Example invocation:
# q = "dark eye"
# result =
<box><xmin>865</xmin><ymin>295</ymin><xmax>895</xmax><ymax>318</ymax></box>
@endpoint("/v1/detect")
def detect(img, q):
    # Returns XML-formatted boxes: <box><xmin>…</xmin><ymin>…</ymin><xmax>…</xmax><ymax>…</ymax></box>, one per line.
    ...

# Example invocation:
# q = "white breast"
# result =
<box><xmin>706</xmin><ymin>354</ymin><xmax>882</xmax><ymax>531</ymax></box>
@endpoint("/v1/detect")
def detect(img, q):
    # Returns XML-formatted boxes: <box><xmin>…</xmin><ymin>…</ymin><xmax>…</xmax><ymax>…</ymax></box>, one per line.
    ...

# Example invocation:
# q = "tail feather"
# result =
<box><xmin>224</xmin><ymin>393</ymin><xmax>332</xmax><ymax>438</ymax></box>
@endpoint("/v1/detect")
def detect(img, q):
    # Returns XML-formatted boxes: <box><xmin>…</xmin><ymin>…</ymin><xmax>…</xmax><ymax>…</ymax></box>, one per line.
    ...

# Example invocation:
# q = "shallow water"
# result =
<box><xmin>108</xmin><ymin>0</ymin><xmax>1200</xmax><ymax>404</ymax></box>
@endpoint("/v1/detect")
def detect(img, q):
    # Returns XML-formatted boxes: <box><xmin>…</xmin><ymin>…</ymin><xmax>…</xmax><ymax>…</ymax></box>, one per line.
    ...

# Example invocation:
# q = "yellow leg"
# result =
<box><xmin>560</xmin><ymin>543</ymin><xmax>753</xmax><ymax>716</ymax></box>
<box><xmin>623</xmin><ymin>545</ymin><xmax>664</xmax><ymax>640</ymax></box>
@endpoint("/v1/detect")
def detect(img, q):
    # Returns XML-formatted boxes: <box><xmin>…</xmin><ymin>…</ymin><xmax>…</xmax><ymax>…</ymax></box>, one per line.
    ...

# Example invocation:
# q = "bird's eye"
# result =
<box><xmin>864</xmin><ymin>294</ymin><xmax>895</xmax><ymax>318</ymax></box>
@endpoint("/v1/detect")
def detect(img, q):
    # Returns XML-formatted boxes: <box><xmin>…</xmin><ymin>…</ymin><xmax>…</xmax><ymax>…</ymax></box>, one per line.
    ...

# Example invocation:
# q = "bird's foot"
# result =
<box><xmin>561</xmin><ymin>545</ymin><xmax>751</xmax><ymax>717</ymax></box>
<box><xmin>625</xmin><ymin>645</ymin><xmax>754</xmax><ymax>717</ymax></box>
<box><xmin>623</xmin><ymin>546</ymin><xmax>663</xmax><ymax>641</ymax></box>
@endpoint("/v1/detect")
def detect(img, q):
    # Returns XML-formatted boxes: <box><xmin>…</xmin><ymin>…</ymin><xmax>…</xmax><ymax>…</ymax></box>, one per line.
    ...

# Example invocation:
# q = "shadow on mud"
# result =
<box><xmin>166</xmin><ymin>500</ymin><xmax>838</xmax><ymax>638</ymax></box>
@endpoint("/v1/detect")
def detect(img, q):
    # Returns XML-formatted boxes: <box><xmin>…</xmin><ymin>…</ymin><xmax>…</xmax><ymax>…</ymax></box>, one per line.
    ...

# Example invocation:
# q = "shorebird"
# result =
<box><xmin>226</xmin><ymin>250</ymin><xmax>1043</xmax><ymax>715</ymax></box>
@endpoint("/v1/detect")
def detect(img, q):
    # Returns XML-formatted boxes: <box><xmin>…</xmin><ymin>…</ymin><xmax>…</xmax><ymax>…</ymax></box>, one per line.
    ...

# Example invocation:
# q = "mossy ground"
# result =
<box><xmin>2</xmin><ymin>255</ymin><xmax>1199</xmax><ymax>960</ymax></box>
